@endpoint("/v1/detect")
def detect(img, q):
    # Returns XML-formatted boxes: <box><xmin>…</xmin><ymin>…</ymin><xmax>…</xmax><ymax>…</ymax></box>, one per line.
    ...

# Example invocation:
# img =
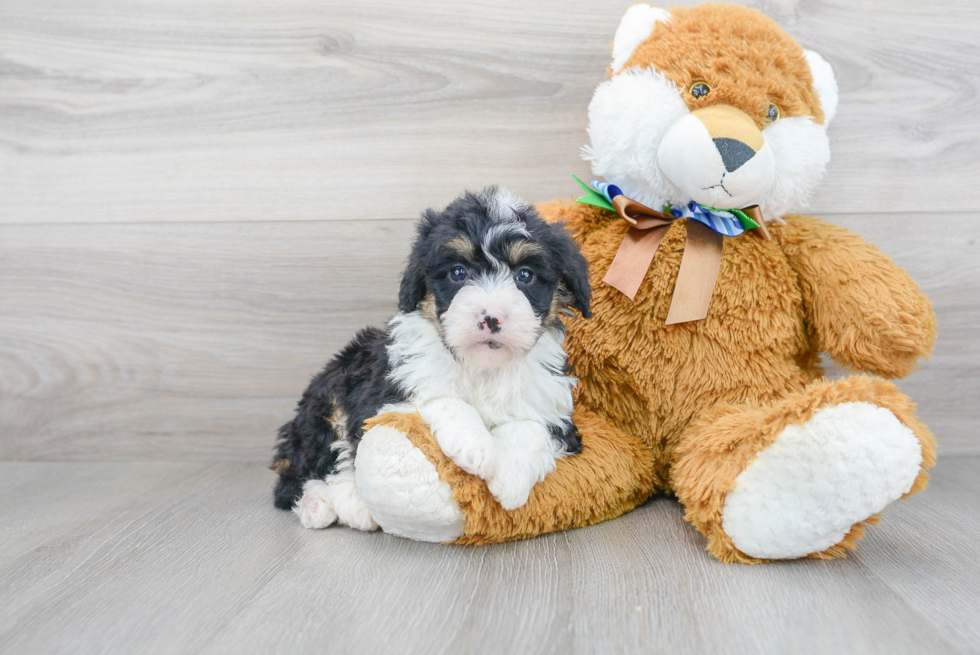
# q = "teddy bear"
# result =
<box><xmin>347</xmin><ymin>2</ymin><xmax>937</xmax><ymax>563</ymax></box>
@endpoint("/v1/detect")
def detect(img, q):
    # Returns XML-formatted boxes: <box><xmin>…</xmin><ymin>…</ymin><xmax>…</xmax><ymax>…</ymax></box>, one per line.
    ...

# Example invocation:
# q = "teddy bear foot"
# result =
<box><xmin>354</xmin><ymin>423</ymin><xmax>466</xmax><ymax>542</ymax></box>
<box><xmin>673</xmin><ymin>376</ymin><xmax>936</xmax><ymax>563</ymax></box>
<box><xmin>720</xmin><ymin>401</ymin><xmax>922</xmax><ymax>559</ymax></box>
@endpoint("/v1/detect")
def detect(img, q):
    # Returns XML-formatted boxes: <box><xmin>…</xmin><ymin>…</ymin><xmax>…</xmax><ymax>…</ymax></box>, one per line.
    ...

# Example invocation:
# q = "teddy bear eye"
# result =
<box><xmin>767</xmin><ymin>104</ymin><xmax>780</xmax><ymax>122</ymax></box>
<box><xmin>690</xmin><ymin>82</ymin><xmax>711</xmax><ymax>99</ymax></box>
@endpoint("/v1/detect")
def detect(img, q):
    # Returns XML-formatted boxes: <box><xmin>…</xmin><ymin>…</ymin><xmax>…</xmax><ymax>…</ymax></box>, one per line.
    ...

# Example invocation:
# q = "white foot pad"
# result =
<box><xmin>354</xmin><ymin>425</ymin><xmax>466</xmax><ymax>542</ymax></box>
<box><xmin>294</xmin><ymin>470</ymin><xmax>379</xmax><ymax>532</ymax></box>
<box><xmin>295</xmin><ymin>480</ymin><xmax>338</xmax><ymax>529</ymax></box>
<box><xmin>722</xmin><ymin>402</ymin><xmax>922</xmax><ymax>559</ymax></box>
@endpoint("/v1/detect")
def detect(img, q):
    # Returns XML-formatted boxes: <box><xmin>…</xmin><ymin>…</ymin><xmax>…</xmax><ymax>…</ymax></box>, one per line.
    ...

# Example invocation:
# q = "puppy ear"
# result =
<box><xmin>398</xmin><ymin>264</ymin><xmax>426</xmax><ymax>314</ymax></box>
<box><xmin>551</xmin><ymin>225</ymin><xmax>592</xmax><ymax>318</ymax></box>
<box><xmin>611</xmin><ymin>4</ymin><xmax>670</xmax><ymax>73</ymax></box>
<box><xmin>398</xmin><ymin>209</ymin><xmax>438</xmax><ymax>313</ymax></box>
<box><xmin>561</xmin><ymin>252</ymin><xmax>592</xmax><ymax>318</ymax></box>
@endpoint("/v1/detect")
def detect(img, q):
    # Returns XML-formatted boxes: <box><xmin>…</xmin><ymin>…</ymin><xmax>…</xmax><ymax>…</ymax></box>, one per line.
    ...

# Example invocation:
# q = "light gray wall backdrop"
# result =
<box><xmin>1</xmin><ymin>0</ymin><xmax>978</xmax><ymax>460</ymax></box>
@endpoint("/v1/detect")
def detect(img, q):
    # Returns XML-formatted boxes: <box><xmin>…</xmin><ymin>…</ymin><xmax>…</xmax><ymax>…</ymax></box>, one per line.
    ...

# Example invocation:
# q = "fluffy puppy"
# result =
<box><xmin>272</xmin><ymin>187</ymin><xmax>592</xmax><ymax>530</ymax></box>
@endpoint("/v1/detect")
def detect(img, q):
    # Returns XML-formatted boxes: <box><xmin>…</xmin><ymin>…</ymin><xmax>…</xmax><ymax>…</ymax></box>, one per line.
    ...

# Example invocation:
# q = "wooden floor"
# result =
<box><xmin>0</xmin><ymin>456</ymin><xmax>977</xmax><ymax>654</ymax></box>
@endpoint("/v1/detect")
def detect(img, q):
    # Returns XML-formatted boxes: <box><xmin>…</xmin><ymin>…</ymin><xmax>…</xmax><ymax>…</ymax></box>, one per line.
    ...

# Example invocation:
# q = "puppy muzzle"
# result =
<box><xmin>441</xmin><ymin>275</ymin><xmax>541</xmax><ymax>366</ymax></box>
<box><xmin>657</xmin><ymin>104</ymin><xmax>776</xmax><ymax>210</ymax></box>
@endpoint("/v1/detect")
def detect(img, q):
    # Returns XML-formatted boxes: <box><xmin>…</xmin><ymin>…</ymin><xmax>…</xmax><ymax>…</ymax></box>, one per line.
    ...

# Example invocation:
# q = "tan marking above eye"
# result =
<box><xmin>507</xmin><ymin>240</ymin><xmax>545</xmax><ymax>265</ymax></box>
<box><xmin>443</xmin><ymin>236</ymin><xmax>475</xmax><ymax>259</ymax></box>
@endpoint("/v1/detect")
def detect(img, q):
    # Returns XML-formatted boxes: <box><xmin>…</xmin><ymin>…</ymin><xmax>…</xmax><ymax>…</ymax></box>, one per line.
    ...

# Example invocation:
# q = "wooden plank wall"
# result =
<box><xmin>2</xmin><ymin>0</ymin><xmax>978</xmax><ymax>460</ymax></box>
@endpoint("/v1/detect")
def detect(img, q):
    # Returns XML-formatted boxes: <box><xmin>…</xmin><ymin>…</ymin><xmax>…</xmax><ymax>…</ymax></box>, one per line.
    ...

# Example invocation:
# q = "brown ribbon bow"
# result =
<box><xmin>602</xmin><ymin>196</ymin><xmax>770</xmax><ymax>325</ymax></box>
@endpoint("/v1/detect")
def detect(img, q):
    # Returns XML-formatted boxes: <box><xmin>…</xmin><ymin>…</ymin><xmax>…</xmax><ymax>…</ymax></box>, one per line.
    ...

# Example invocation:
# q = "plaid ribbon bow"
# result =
<box><xmin>587</xmin><ymin>179</ymin><xmax>761</xmax><ymax>237</ymax></box>
<box><xmin>574</xmin><ymin>175</ymin><xmax>770</xmax><ymax>324</ymax></box>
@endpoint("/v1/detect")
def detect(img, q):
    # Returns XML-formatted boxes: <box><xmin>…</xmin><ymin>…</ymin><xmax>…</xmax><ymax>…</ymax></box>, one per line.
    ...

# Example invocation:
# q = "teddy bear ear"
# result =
<box><xmin>804</xmin><ymin>50</ymin><xmax>839</xmax><ymax>124</ymax></box>
<box><xmin>610</xmin><ymin>4</ymin><xmax>671</xmax><ymax>73</ymax></box>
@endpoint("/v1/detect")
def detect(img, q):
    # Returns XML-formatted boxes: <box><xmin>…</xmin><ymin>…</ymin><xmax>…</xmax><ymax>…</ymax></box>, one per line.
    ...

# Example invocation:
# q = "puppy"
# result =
<box><xmin>272</xmin><ymin>187</ymin><xmax>592</xmax><ymax>530</ymax></box>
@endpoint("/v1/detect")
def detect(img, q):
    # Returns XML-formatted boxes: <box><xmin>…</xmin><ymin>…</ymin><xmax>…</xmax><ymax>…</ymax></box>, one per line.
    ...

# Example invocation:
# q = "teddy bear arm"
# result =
<box><xmin>355</xmin><ymin>408</ymin><xmax>658</xmax><ymax>545</ymax></box>
<box><xmin>775</xmin><ymin>215</ymin><xmax>936</xmax><ymax>379</ymax></box>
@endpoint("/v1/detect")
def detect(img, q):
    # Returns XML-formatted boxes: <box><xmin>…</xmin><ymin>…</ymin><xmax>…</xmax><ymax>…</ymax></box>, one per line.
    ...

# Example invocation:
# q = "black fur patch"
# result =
<box><xmin>271</xmin><ymin>327</ymin><xmax>404</xmax><ymax>509</ymax></box>
<box><xmin>549</xmin><ymin>421</ymin><xmax>583</xmax><ymax>455</ymax></box>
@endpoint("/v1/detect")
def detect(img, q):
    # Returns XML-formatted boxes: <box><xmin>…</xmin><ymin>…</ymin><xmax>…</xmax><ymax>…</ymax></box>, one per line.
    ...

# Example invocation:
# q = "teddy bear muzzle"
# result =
<box><xmin>657</xmin><ymin>104</ymin><xmax>776</xmax><ymax>210</ymax></box>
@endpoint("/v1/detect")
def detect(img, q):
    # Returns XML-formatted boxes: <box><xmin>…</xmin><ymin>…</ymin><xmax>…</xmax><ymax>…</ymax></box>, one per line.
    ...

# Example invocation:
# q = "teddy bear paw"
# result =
<box><xmin>354</xmin><ymin>424</ymin><xmax>466</xmax><ymax>542</ymax></box>
<box><xmin>721</xmin><ymin>401</ymin><xmax>922</xmax><ymax>559</ymax></box>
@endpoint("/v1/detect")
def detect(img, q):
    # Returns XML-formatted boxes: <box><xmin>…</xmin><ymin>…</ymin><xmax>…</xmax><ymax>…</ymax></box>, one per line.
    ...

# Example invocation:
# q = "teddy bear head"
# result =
<box><xmin>584</xmin><ymin>3</ymin><xmax>838</xmax><ymax>220</ymax></box>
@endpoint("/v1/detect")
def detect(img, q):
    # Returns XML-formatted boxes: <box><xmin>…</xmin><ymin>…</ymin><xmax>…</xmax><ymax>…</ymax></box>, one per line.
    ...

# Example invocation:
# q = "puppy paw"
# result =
<box><xmin>434</xmin><ymin>427</ymin><xmax>496</xmax><ymax>479</ymax></box>
<box><xmin>417</xmin><ymin>397</ymin><xmax>497</xmax><ymax>479</ymax></box>
<box><xmin>294</xmin><ymin>480</ymin><xmax>338</xmax><ymax>529</ymax></box>
<box><xmin>329</xmin><ymin>470</ymin><xmax>379</xmax><ymax>532</ymax></box>
<box><xmin>486</xmin><ymin>463</ymin><xmax>533</xmax><ymax>511</ymax></box>
<box><xmin>484</xmin><ymin>421</ymin><xmax>559</xmax><ymax>510</ymax></box>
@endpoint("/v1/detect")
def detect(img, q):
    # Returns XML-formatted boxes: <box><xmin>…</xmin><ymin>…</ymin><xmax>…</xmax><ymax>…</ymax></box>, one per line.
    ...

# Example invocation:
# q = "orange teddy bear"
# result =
<box><xmin>351</xmin><ymin>2</ymin><xmax>936</xmax><ymax>563</ymax></box>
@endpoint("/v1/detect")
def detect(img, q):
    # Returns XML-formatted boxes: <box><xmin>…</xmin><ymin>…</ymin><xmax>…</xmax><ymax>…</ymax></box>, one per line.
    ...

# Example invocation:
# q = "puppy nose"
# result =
<box><xmin>481</xmin><ymin>315</ymin><xmax>502</xmax><ymax>334</ymax></box>
<box><xmin>713</xmin><ymin>137</ymin><xmax>755</xmax><ymax>172</ymax></box>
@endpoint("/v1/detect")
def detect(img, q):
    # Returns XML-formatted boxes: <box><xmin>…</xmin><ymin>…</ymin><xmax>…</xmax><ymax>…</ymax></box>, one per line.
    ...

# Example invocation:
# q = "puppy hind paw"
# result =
<box><xmin>330</xmin><ymin>472</ymin><xmax>380</xmax><ymax>532</ymax></box>
<box><xmin>294</xmin><ymin>480</ymin><xmax>338</xmax><ymax>529</ymax></box>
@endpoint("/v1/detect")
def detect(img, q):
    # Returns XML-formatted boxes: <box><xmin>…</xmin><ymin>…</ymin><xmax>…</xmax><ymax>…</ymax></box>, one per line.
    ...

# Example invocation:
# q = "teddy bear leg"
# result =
<box><xmin>671</xmin><ymin>376</ymin><xmax>936</xmax><ymax>564</ymax></box>
<box><xmin>355</xmin><ymin>408</ymin><xmax>659</xmax><ymax>545</ymax></box>
<box><xmin>354</xmin><ymin>415</ymin><xmax>467</xmax><ymax>542</ymax></box>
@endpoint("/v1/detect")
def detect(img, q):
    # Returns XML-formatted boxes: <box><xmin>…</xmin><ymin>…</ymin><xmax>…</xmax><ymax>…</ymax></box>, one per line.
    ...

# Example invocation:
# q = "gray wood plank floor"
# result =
<box><xmin>1</xmin><ymin>457</ymin><xmax>977</xmax><ymax>655</ymax></box>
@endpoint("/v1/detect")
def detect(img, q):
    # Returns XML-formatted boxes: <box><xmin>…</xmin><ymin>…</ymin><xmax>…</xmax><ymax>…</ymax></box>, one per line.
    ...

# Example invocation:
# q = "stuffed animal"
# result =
<box><xmin>349</xmin><ymin>2</ymin><xmax>937</xmax><ymax>562</ymax></box>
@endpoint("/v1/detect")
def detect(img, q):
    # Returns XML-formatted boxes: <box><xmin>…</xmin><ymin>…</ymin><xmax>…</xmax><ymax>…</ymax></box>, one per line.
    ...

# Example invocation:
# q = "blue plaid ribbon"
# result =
<box><xmin>590</xmin><ymin>180</ymin><xmax>745</xmax><ymax>237</ymax></box>
<box><xmin>668</xmin><ymin>201</ymin><xmax>745</xmax><ymax>237</ymax></box>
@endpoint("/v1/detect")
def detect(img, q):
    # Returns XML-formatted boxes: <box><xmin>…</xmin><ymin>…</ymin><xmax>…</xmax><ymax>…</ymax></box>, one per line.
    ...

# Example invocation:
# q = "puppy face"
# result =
<box><xmin>399</xmin><ymin>187</ymin><xmax>591</xmax><ymax>368</ymax></box>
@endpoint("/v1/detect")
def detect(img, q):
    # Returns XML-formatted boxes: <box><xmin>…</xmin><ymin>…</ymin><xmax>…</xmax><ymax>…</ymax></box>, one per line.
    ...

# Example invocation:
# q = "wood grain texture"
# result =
<box><xmin>1</xmin><ymin>457</ymin><xmax>978</xmax><ymax>654</ymax></box>
<box><xmin>1</xmin><ymin>0</ymin><xmax>979</xmax><ymax>225</ymax></box>
<box><xmin>1</xmin><ymin>213</ymin><xmax>977</xmax><ymax>460</ymax></box>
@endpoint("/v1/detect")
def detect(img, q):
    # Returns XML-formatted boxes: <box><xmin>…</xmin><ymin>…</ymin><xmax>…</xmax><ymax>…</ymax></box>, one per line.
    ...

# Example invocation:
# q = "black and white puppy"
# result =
<box><xmin>272</xmin><ymin>187</ymin><xmax>591</xmax><ymax>530</ymax></box>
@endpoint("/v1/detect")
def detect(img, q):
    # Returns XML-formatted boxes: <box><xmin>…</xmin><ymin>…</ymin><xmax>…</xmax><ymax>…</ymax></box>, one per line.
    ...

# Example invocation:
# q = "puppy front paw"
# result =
<box><xmin>486</xmin><ymin>463</ymin><xmax>533</xmax><ymax>511</ymax></box>
<box><xmin>294</xmin><ymin>480</ymin><xmax>338</xmax><ymax>529</ymax></box>
<box><xmin>434</xmin><ymin>427</ymin><xmax>496</xmax><ymax>479</ymax></box>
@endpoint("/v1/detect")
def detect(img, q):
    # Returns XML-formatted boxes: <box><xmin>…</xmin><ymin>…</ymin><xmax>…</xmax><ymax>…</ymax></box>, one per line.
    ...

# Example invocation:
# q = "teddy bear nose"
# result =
<box><xmin>713</xmin><ymin>137</ymin><xmax>756</xmax><ymax>172</ymax></box>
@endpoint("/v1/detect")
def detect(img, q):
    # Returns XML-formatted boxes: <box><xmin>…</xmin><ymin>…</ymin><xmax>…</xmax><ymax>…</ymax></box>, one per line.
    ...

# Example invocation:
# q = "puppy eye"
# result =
<box><xmin>515</xmin><ymin>268</ymin><xmax>534</xmax><ymax>284</ymax></box>
<box><xmin>766</xmin><ymin>104</ymin><xmax>780</xmax><ymax>122</ymax></box>
<box><xmin>690</xmin><ymin>82</ymin><xmax>711</xmax><ymax>99</ymax></box>
<box><xmin>448</xmin><ymin>266</ymin><xmax>467</xmax><ymax>283</ymax></box>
